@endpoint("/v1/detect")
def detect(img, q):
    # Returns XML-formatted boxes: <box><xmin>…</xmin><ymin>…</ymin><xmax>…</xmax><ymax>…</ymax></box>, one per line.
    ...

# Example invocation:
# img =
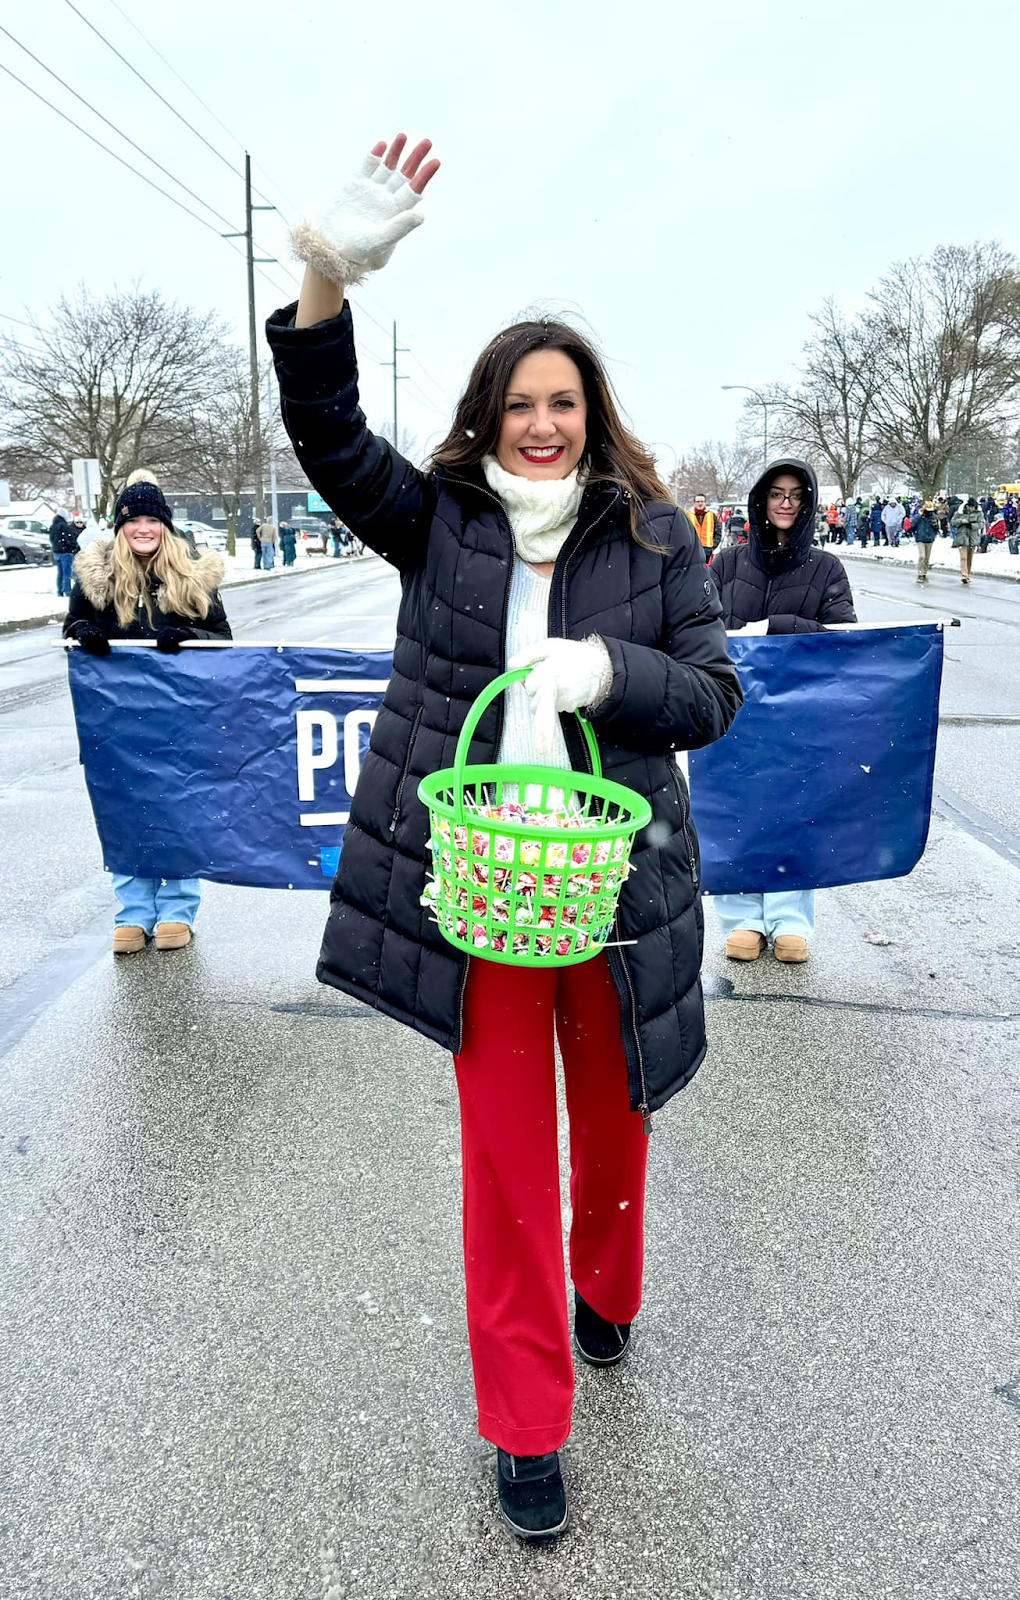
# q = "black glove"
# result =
<box><xmin>70</xmin><ymin>622</ymin><xmax>111</xmax><ymax>657</ymax></box>
<box><xmin>155</xmin><ymin>626</ymin><xmax>194</xmax><ymax>654</ymax></box>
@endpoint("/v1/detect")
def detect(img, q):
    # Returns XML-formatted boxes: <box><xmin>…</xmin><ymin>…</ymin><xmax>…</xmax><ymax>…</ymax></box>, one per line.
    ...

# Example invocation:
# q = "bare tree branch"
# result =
<box><xmin>0</xmin><ymin>285</ymin><xmax>227</xmax><ymax>515</ymax></box>
<box><xmin>864</xmin><ymin>243</ymin><xmax>1020</xmax><ymax>497</ymax></box>
<box><xmin>163</xmin><ymin>350</ymin><xmax>296</xmax><ymax>554</ymax></box>
<box><xmin>769</xmin><ymin>300</ymin><xmax>882</xmax><ymax>498</ymax></box>
<box><xmin>667</xmin><ymin>438</ymin><xmax>757</xmax><ymax>506</ymax></box>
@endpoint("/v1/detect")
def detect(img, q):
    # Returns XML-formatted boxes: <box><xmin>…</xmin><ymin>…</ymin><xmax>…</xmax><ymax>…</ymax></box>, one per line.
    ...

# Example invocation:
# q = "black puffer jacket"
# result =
<box><xmin>266</xmin><ymin>302</ymin><xmax>743</xmax><ymax>1115</ymax></box>
<box><xmin>49</xmin><ymin>515</ymin><xmax>79</xmax><ymax>556</ymax></box>
<box><xmin>63</xmin><ymin>541</ymin><xmax>232</xmax><ymax>641</ymax></box>
<box><xmin>708</xmin><ymin>459</ymin><xmax>856</xmax><ymax>632</ymax></box>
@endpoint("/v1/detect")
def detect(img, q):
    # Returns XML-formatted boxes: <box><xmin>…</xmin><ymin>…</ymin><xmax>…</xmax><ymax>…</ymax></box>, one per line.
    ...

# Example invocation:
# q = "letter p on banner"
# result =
<box><xmin>296</xmin><ymin>710</ymin><xmax>339</xmax><ymax>801</ymax></box>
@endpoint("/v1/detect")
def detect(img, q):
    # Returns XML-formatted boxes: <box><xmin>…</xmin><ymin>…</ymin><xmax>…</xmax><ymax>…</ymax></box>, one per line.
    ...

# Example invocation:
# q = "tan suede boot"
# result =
<box><xmin>725</xmin><ymin>929</ymin><xmax>767</xmax><ymax>960</ymax></box>
<box><xmin>112</xmin><ymin>926</ymin><xmax>147</xmax><ymax>954</ymax></box>
<box><xmin>774</xmin><ymin>935</ymin><xmax>810</xmax><ymax>963</ymax></box>
<box><xmin>155</xmin><ymin>922</ymin><xmax>192</xmax><ymax>950</ymax></box>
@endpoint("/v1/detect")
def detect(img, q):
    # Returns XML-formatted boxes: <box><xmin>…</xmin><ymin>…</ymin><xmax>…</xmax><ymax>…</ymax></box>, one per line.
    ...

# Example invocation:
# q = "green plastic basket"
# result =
<box><xmin>417</xmin><ymin>668</ymin><xmax>652</xmax><ymax>967</ymax></box>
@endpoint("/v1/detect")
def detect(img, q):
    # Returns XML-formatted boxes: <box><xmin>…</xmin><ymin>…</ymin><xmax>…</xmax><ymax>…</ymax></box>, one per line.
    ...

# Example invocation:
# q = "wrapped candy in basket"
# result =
<box><xmin>417</xmin><ymin>668</ymin><xmax>652</xmax><ymax>969</ymax></box>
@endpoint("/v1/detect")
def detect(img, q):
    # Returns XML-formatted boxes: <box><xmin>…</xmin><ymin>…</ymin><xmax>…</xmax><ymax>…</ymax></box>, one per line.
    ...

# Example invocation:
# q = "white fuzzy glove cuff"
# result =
<box><xmin>291</xmin><ymin>152</ymin><xmax>425</xmax><ymax>287</ymax></box>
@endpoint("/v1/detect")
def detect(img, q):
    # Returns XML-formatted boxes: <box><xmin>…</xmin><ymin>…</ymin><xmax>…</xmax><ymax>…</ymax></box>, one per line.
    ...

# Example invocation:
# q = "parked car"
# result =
<box><xmin>0</xmin><ymin>517</ymin><xmax>54</xmax><ymax>565</ymax></box>
<box><xmin>175</xmin><ymin>519</ymin><xmax>228</xmax><ymax>550</ymax></box>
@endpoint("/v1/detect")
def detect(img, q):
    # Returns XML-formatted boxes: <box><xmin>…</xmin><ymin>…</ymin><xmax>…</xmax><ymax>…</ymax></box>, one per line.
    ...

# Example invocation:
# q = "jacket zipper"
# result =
<box><xmin>610</xmin><ymin>946</ymin><xmax>653</xmax><ymax>1133</ymax></box>
<box><xmin>389</xmin><ymin>706</ymin><xmax>423</xmax><ymax>833</ymax></box>
<box><xmin>443</xmin><ymin>476</ymin><xmax>517</xmax><ymax>747</ymax></box>
<box><xmin>442</xmin><ymin>475</ymin><xmax>518</xmax><ymax>1052</ymax></box>
<box><xmin>443</xmin><ymin>476</ymin><xmax>634</xmax><ymax>1083</ymax></box>
<box><xmin>553</xmin><ymin>496</ymin><xmax>653</xmax><ymax>1133</ymax></box>
<box><xmin>670</xmin><ymin>760</ymin><xmax>699</xmax><ymax>889</ymax></box>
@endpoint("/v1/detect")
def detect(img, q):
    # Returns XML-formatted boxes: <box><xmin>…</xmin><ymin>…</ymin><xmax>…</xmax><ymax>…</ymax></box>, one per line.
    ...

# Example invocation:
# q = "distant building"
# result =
<box><xmin>163</xmin><ymin>489</ymin><xmax>323</xmax><ymax>526</ymax></box>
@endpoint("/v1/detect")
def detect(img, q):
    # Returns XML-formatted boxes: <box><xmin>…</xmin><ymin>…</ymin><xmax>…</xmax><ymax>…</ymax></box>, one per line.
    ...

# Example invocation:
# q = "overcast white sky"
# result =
<box><xmin>2</xmin><ymin>0</ymin><xmax>1018</xmax><ymax>475</ymax></box>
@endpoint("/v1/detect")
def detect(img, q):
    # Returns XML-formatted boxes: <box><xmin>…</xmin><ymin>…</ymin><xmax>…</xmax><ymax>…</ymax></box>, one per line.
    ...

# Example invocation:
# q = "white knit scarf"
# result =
<box><xmin>482</xmin><ymin>454</ymin><xmax>585</xmax><ymax>564</ymax></box>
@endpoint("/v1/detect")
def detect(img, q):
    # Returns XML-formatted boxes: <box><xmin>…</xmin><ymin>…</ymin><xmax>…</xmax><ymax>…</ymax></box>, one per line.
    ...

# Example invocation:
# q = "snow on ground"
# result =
<box><xmin>834</xmin><ymin>537</ymin><xmax>1020</xmax><ymax>582</ymax></box>
<box><xmin>0</xmin><ymin>544</ymin><xmax>366</xmax><ymax>629</ymax></box>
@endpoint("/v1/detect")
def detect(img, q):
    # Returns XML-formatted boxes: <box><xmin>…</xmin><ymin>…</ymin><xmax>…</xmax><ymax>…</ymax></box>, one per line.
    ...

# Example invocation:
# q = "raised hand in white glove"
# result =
<box><xmin>730</xmin><ymin>618</ymin><xmax>770</xmax><ymax>636</ymax></box>
<box><xmin>291</xmin><ymin>133</ymin><xmax>441</xmax><ymax>288</ymax></box>
<box><xmin>509</xmin><ymin>636</ymin><xmax>613</xmax><ymax>765</ymax></box>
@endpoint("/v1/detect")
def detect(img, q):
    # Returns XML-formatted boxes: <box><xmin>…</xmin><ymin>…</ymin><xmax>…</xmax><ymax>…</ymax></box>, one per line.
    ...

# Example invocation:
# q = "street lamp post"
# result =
<box><xmin>722</xmin><ymin>385</ymin><xmax>769</xmax><ymax>471</ymax></box>
<box><xmin>649</xmin><ymin>441</ymin><xmax>680</xmax><ymax>499</ymax></box>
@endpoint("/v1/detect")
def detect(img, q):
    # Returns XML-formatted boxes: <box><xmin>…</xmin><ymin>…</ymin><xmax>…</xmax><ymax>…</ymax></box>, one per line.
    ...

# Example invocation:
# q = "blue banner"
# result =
<box><xmin>689</xmin><ymin>625</ymin><xmax>943</xmax><ymax>893</ymax></box>
<box><xmin>68</xmin><ymin>625</ymin><xmax>943</xmax><ymax>894</ymax></box>
<box><xmin>68</xmin><ymin>646</ymin><xmax>391</xmax><ymax>889</ymax></box>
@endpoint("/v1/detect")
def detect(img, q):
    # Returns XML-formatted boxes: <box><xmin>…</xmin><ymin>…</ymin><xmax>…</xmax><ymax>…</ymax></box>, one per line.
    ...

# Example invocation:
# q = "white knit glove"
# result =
<box><xmin>731</xmin><ymin>619</ymin><xmax>770</xmax><ymax>636</ymax></box>
<box><xmin>291</xmin><ymin>152</ymin><xmax>425</xmax><ymax>287</ymax></box>
<box><xmin>509</xmin><ymin>637</ymin><xmax>613</xmax><ymax>766</ymax></box>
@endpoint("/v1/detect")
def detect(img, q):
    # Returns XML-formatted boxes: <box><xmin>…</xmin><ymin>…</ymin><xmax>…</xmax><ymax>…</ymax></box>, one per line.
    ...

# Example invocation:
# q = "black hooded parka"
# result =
<box><xmin>266</xmin><ymin>302</ymin><xmax>743</xmax><ymax>1115</ymax></box>
<box><xmin>708</xmin><ymin>459</ymin><xmax>856</xmax><ymax>632</ymax></box>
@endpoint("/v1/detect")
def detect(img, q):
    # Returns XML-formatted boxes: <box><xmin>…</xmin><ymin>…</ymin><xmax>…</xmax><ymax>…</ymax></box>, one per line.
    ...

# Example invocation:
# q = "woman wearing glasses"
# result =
<box><xmin>707</xmin><ymin>459</ymin><xmax>856</xmax><ymax>963</ymax></box>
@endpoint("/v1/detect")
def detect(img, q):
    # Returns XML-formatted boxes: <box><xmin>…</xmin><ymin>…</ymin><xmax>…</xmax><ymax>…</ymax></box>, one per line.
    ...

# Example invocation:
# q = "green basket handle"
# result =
<box><xmin>453</xmin><ymin>668</ymin><xmax>602</xmax><ymax>819</ymax></box>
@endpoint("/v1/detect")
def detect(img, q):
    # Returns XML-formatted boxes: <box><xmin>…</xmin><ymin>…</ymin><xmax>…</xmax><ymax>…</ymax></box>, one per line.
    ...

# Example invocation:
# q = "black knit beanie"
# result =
<box><xmin>114</xmin><ymin>478</ymin><xmax>174</xmax><ymax>534</ymax></box>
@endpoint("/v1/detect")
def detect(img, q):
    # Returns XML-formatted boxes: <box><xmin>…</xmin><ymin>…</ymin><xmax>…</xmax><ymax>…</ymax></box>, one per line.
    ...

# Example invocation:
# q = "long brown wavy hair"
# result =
<box><xmin>110</xmin><ymin>469</ymin><xmax>214</xmax><ymax>630</ymax></box>
<box><xmin>429</xmin><ymin>319</ymin><xmax>672</xmax><ymax>550</ymax></box>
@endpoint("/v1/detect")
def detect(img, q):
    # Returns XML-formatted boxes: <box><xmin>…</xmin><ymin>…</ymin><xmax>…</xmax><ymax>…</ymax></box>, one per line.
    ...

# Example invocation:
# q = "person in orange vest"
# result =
<box><xmin>689</xmin><ymin>493</ymin><xmax>719</xmax><ymax>552</ymax></box>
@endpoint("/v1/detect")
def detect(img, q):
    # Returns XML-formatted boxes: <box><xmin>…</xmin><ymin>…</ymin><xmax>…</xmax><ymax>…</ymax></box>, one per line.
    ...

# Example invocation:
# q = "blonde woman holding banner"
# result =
<box><xmin>63</xmin><ymin>470</ymin><xmax>232</xmax><ymax>952</ymax></box>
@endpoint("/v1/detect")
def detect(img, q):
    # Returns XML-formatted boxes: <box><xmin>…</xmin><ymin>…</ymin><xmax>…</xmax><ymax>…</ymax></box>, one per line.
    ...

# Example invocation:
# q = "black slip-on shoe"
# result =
<box><xmin>573</xmin><ymin>1289</ymin><xmax>631</xmax><ymax>1367</ymax></box>
<box><xmin>496</xmin><ymin>1449</ymin><xmax>568</xmax><ymax>1540</ymax></box>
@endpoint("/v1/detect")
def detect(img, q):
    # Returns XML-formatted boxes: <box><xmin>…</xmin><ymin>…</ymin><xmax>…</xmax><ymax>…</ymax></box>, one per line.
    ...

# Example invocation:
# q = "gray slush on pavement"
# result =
<box><xmin>1</xmin><ymin>844</ymin><xmax>1018</xmax><ymax>1596</ymax></box>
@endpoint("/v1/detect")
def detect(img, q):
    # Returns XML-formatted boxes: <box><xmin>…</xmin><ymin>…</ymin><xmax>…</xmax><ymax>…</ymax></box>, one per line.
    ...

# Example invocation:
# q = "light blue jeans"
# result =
<box><xmin>261</xmin><ymin>543</ymin><xmax>275</xmax><ymax>570</ymax></box>
<box><xmin>112</xmin><ymin>874</ymin><xmax>202</xmax><ymax>933</ymax></box>
<box><xmin>713</xmin><ymin>889</ymin><xmax>815</xmax><ymax>941</ymax></box>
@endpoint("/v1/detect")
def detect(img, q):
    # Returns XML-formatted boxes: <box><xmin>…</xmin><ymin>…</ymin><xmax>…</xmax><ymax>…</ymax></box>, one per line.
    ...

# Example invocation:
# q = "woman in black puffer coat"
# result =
<box><xmin>268</xmin><ymin>132</ymin><xmax>742</xmax><ymax>1541</ymax></box>
<box><xmin>708</xmin><ymin>458</ymin><xmax>856</xmax><ymax>966</ymax></box>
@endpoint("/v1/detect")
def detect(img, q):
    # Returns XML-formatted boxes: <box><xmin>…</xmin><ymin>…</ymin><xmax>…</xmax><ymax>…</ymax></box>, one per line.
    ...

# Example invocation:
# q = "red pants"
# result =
<box><xmin>453</xmin><ymin>955</ymin><xmax>649</xmax><ymax>1454</ymax></box>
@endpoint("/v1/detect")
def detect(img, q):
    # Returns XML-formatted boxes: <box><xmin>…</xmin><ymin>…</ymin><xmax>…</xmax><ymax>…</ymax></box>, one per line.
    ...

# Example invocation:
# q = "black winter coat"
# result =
<box><xmin>49</xmin><ymin>515</ymin><xmax>79</xmax><ymax>556</ymax></box>
<box><xmin>266</xmin><ymin>302</ymin><xmax>743</xmax><ymax>1115</ymax></box>
<box><xmin>62</xmin><ymin>541</ymin><xmax>232</xmax><ymax>641</ymax></box>
<box><xmin>708</xmin><ymin>459</ymin><xmax>856</xmax><ymax>633</ymax></box>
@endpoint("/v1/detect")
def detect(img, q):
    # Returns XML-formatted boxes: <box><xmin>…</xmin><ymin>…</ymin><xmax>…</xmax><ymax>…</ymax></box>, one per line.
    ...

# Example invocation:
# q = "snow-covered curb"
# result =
<box><xmin>0</xmin><ymin>547</ymin><xmax>374</xmax><ymax>633</ymax></box>
<box><xmin>833</xmin><ymin>540</ymin><xmax>1020</xmax><ymax>583</ymax></box>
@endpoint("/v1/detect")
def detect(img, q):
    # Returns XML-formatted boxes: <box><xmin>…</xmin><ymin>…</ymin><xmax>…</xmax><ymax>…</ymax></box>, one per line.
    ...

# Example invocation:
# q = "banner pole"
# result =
<box><xmin>56</xmin><ymin>619</ymin><xmax>959</xmax><ymax>650</ymax></box>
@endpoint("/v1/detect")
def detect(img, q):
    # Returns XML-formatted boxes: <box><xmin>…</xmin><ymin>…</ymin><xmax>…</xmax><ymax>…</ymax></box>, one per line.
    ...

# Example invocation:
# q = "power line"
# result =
<box><xmin>47</xmin><ymin>2</ymin><xmax>441</xmax><ymax>389</ymax></box>
<box><xmin>404</xmin><ymin>349</ymin><xmax>453</xmax><ymax>405</ymax></box>
<box><xmin>0</xmin><ymin>59</ymin><xmax>292</xmax><ymax>301</ymax></box>
<box><xmin>0</xmin><ymin>310</ymin><xmax>40</xmax><ymax>333</ymax></box>
<box><xmin>102</xmin><ymin>0</ymin><xmax>299</xmax><ymax>225</ymax></box>
<box><xmin>353</xmin><ymin>285</ymin><xmax>451</xmax><ymax>402</ymax></box>
<box><xmin>348</xmin><ymin>292</ymin><xmax>450</xmax><ymax>406</ymax></box>
<box><xmin>63</xmin><ymin>0</ymin><xmax>286</xmax><ymax>270</ymax></box>
<box><xmin>403</xmin><ymin>376</ymin><xmax>450</xmax><ymax>416</ymax></box>
<box><xmin>0</xmin><ymin>22</ymin><xmax>241</xmax><ymax>236</ymax></box>
<box><xmin>64</xmin><ymin>0</ymin><xmax>241</xmax><ymax>180</ymax></box>
<box><xmin>0</xmin><ymin>58</ymin><xmax>225</xmax><ymax>237</ymax></box>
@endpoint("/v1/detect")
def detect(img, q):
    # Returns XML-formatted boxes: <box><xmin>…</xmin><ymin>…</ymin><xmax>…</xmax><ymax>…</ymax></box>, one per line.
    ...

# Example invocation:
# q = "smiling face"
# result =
<box><xmin>495</xmin><ymin>349</ymin><xmax>588</xmax><ymax>480</ymax></box>
<box><xmin>765</xmin><ymin>472</ymin><xmax>805</xmax><ymax>539</ymax></box>
<box><xmin>120</xmin><ymin>516</ymin><xmax>164</xmax><ymax>560</ymax></box>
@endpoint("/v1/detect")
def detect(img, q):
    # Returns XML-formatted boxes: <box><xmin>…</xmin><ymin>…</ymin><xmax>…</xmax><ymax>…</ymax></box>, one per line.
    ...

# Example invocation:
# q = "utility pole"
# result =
<box><xmin>382</xmin><ymin>321</ymin><xmax>409</xmax><ymax>448</ymax></box>
<box><xmin>224</xmin><ymin>153</ymin><xmax>276</xmax><ymax>535</ymax></box>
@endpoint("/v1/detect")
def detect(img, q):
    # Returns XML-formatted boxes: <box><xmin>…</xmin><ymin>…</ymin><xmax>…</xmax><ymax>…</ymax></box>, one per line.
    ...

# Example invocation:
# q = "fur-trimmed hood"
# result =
<box><xmin>73</xmin><ymin>538</ymin><xmax>225</xmax><ymax>612</ymax></box>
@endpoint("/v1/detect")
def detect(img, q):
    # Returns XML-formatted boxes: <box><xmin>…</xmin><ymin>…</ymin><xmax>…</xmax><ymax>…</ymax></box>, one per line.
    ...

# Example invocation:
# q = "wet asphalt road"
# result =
<box><xmin>1</xmin><ymin>557</ymin><xmax>1017</xmax><ymax>1599</ymax></box>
